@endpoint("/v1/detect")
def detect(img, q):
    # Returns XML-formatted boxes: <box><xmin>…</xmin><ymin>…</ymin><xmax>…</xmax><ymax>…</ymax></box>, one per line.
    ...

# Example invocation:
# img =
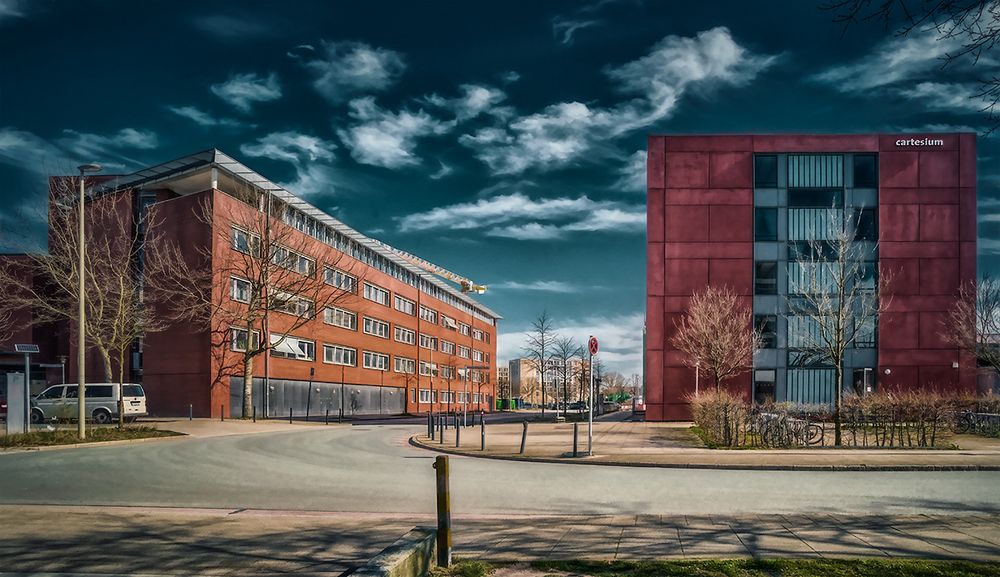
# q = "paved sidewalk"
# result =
<box><xmin>1</xmin><ymin>505</ymin><xmax>998</xmax><ymax>575</ymax></box>
<box><xmin>147</xmin><ymin>417</ymin><xmax>349</xmax><ymax>439</ymax></box>
<box><xmin>413</xmin><ymin>420</ymin><xmax>1000</xmax><ymax>470</ymax></box>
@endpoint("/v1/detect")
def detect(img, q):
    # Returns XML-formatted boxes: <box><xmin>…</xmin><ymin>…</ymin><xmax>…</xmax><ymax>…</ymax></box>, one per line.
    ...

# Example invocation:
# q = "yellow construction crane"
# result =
<box><xmin>367</xmin><ymin>239</ymin><xmax>487</xmax><ymax>294</ymax></box>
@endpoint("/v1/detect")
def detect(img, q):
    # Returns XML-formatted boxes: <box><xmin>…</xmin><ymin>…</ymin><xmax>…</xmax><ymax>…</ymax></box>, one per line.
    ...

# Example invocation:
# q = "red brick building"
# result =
<box><xmin>645</xmin><ymin>134</ymin><xmax>976</xmax><ymax>420</ymax></box>
<box><xmin>2</xmin><ymin>150</ymin><xmax>500</xmax><ymax>418</ymax></box>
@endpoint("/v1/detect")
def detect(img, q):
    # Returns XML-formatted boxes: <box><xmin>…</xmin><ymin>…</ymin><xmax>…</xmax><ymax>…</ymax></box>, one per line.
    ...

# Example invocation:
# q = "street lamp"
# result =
<box><xmin>76</xmin><ymin>163</ymin><xmax>101</xmax><ymax>440</ymax></box>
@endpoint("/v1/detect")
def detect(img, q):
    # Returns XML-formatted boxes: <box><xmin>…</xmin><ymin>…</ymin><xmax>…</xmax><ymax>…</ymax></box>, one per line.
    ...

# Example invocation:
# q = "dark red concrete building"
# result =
<box><xmin>645</xmin><ymin>133</ymin><xmax>977</xmax><ymax>421</ymax></box>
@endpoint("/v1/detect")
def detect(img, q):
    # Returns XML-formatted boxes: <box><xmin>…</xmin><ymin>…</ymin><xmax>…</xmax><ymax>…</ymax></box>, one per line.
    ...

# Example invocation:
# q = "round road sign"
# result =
<box><xmin>588</xmin><ymin>336</ymin><xmax>599</xmax><ymax>356</ymax></box>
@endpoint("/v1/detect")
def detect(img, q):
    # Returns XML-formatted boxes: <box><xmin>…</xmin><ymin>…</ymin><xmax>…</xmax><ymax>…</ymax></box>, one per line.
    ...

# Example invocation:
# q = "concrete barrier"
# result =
<box><xmin>354</xmin><ymin>526</ymin><xmax>436</xmax><ymax>577</ymax></box>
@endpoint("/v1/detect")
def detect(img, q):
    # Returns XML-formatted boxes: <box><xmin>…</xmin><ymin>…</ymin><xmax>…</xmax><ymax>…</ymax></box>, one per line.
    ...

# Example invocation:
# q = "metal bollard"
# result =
<box><xmin>220</xmin><ymin>405</ymin><xmax>224</xmax><ymax>422</ymax></box>
<box><xmin>573</xmin><ymin>422</ymin><xmax>579</xmax><ymax>457</ymax></box>
<box><xmin>253</xmin><ymin>406</ymin><xmax>256</xmax><ymax>423</ymax></box>
<box><xmin>439</xmin><ymin>415</ymin><xmax>444</xmax><ymax>444</ymax></box>
<box><xmin>189</xmin><ymin>404</ymin><xmax>193</xmax><ymax>421</ymax></box>
<box><xmin>325</xmin><ymin>408</ymin><xmax>330</xmax><ymax>425</ymax></box>
<box><xmin>428</xmin><ymin>413</ymin><xmax>434</xmax><ymax>439</ymax></box>
<box><xmin>432</xmin><ymin>456</ymin><xmax>452</xmax><ymax>567</ymax></box>
<box><xmin>289</xmin><ymin>407</ymin><xmax>293</xmax><ymax>424</ymax></box>
<box><xmin>455</xmin><ymin>419</ymin><xmax>461</xmax><ymax>447</ymax></box>
<box><xmin>481</xmin><ymin>414</ymin><xmax>486</xmax><ymax>451</ymax></box>
<box><xmin>520</xmin><ymin>420</ymin><xmax>528</xmax><ymax>454</ymax></box>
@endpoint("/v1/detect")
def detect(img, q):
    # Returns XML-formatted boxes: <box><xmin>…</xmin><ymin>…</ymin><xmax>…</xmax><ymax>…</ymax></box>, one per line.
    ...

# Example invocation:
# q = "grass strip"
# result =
<box><xmin>0</xmin><ymin>426</ymin><xmax>182</xmax><ymax>448</ymax></box>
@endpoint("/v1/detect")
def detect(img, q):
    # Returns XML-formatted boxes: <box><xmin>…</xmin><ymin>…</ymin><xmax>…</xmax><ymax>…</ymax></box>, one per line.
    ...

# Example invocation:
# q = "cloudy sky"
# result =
<box><xmin>1</xmin><ymin>0</ymin><xmax>998</xmax><ymax>376</ymax></box>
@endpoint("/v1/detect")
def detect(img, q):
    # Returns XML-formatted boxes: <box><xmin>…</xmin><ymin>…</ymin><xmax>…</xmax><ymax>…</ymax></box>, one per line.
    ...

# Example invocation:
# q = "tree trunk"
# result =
<box><xmin>834</xmin><ymin>364</ymin><xmax>843</xmax><ymax>446</ymax></box>
<box><xmin>98</xmin><ymin>346</ymin><xmax>114</xmax><ymax>382</ymax></box>
<box><xmin>243</xmin><ymin>354</ymin><xmax>254</xmax><ymax>419</ymax></box>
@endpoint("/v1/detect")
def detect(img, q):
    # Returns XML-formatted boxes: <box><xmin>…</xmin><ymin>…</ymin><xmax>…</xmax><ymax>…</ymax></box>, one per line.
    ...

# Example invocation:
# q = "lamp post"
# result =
<box><xmin>76</xmin><ymin>163</ymin><xmax>101</xmax><ymax>440</ymax></box>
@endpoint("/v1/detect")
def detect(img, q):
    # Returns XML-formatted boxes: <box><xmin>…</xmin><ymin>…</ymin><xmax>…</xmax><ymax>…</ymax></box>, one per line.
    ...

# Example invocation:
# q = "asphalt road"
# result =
<box><xmin>0</xmin><ymin>424</ymin><xmax>998</xmax><ymax>516</ymax></box>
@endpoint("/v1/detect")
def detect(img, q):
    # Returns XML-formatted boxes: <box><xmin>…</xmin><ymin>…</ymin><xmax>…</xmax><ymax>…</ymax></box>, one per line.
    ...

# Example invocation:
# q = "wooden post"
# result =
<box><xmin>433</xmin><ymin>456</ymin><xmax>452</xmax><ymax>567</ymax></box>
<box><xmin>573</xmin><ymin>422</ymin><xmax>579</xmax><ymax>457</ymax></box>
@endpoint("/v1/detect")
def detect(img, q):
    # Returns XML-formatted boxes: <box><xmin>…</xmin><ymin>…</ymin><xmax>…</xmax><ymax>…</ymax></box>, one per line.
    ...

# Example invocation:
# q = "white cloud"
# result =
<box><xmin>498</xmin><ymin>312</ymin><xmax>645</xmax><ymax>376</ymax></box>
<box><xmin>398</xmin><ymin>191</ymin><xmax>644</xmax><ymax>240</ymax></box>
<box><xmin>167</xmin><ymin>105</ymin><xmax>245</xmax><ymax>128</ymax></box>
<box><xmin>501</xmin><ymin>71</ymin><xmax>521</xmax><ymax>84</ymax></box>
<box><xmin>553</xmin><ymin>17</ymin><xmax>599</xmax><ymax>45</ymax></box>
<box><xmin>241</xmin><ymin>131</ymin><xmax>337</xmax><ymax>164</ymax></box>
<box><xmin>429</xmin><ymin>161</ymin><xmax>454</xmax><ymax>180</ymax></box>
<box><xmin>614</xmin><ymin>150</ymin><xmax>646</xmax><ymax>192</ymax></box>
<box><xmin>491</xmin><ymin>280</ymin><xmax>579</xmax><ymax>293</ymax></box>
<box><xmin>461</xmin><ymin>27</ymin><xmax>776</xmax><ymax>175</ymax></box>
<box><xmin>902</xmin><ymin>82</ymin><xmax>985</xmax><ymax>113</ymax></box>
<box><xmin>0</xmin><ymin>128</ymin><xmax>68</xmax><ymax>173</ymax></box>
<box><xmin>336</xmin><ymin>97</ymin><xmax>452</xmax><ymax>168</ymax></box>
<box><xmin>300</xmin><ymin>41</ymin><xmax>406</xmax><ymax>104</ymax></box>
<box><xmin>0</xmin><ymin>0</ymin><xmax>25</xmax><ymax>22</ymax></box>
<box><xmin>211</xmin><ymin>72</ymin><xmax>282</xmax><ymax>113</ymax></box>
<box><xmin>240</xmin><ymin>131</ymin><xmax>339</xmax><ymax>197</ymax></box>
<box><xmin>59</xmin><ymin>128</ymin><xmax>158</xmax><ymax>165</ymax></box>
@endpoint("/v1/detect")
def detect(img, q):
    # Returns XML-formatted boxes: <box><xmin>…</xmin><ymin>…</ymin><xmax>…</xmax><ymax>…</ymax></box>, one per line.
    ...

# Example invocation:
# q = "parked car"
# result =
<box><xmin>30</xmin><ymin>383</ymin><xmax>147</xmax><ymax>424</ymax></box>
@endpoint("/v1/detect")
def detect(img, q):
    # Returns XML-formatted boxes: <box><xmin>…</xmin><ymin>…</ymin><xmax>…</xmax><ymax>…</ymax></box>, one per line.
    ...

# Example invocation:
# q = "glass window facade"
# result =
<box><xmin>853</xmin><ymin>154</ymin><xmax>877</xmax><ymax>188</ymax></box>
<box><xmin>754</xmin><ymin>261</ymin><xmax>777</xmax><ymax>295</ymax></box>
<box><xmin>754</xmin><ymin>207</ymin><xmax>778</xmax><ymax>241</ymax></box>
<box><xmin>754</xmin><ymin>155</ymin><xmax>778</xmax><ymax>187</ymax></box>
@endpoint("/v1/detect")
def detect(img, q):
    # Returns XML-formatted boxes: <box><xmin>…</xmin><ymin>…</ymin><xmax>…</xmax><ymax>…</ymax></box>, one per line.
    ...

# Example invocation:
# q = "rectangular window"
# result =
<box><xmin>787</xmin><ymin>154</ymin><xmax>844</xmax><ymax>188</ymax></box>
<box><xmin>394</xmin><ymin>356</ymin><xmax>416</xmax><ymax>374</ymax></box>
<box><xmin>324</xmin><ymin>267</ymin><xmax>356</xmax><ymax>292</ymax></box>
<box><xmin>232</xmin><ymin>227</ymin><xmax>259</xmax><ymax>254</ymax></box>
<box><xmin>419</xmin><ymin>333</ymin><xmax>437</xmax><ymax>350</ymax></box>
<box><xmin>457</xmin><ymin>345</ymin><xmax>470</xmax><ymax>359</ymax></box>
<box><xmin>324</xmin><ymin>306</ymin><xmax>357</xmax><ymax>330</ymax></box>
<box><xmin>788</xmin><ymin>190</ymin><xmax>843</xmax><ymax>209</ymax></box>
<box><xmin>273</xmin><ymin>291</ymin><xmax>314</xmax><ymax>317</ymax></box>
<box><xmin>363</xmin><ymin>316</ymin><xmax>390</xmax><ymax>338</ymax></box>
<box><xmin>441</xmin><ymin>315</ymin><xmax>458</xmax><ymax>330</ymax></box>
<box><xmin>473</xmin><ymin>349</ymin><xmax>485</xmax><ymax>363</ymax></box>
<box><xmin>457</xmin><ymin>322</ymin><xmax>470</xmax><ymax>336</ymax></box>
<box><xmin>231</xmin><ymin>328</ymin><xmax>260</xmax><ymax>352</ymax></box>
<box><xmin>419</xmin><ymin>361</ymin><xmax>436</xmax><ymax>376</ymax></box>
<box><xmin>788</xmin><ymin>261</ymin><xmax>836</xmax><ymax>295</ymax></box>
<box><xmin>440</xmin><ymin>340</ymin><xmax>456</xmax><ymax>354</ymax></box>
<box><xmin>854</xmin><ymin>209</ymin><xmax>877</xmax><ymax>241</ymax></box>
<box><xmin>472</xmin><ymin>329</ymin><xmax>485</xmax><ymax>341</ymax></box>
<box><xmin>755</xmin><ymin>315</ymin><xmax>777</xmax><ymax>349</ymax></box>
<box><xmin>754</xmin><ymin>155</ymin><xmax>778</xmax><ymax>188</ymax></box>
<box><xmin>788</xmin><ymin>207</ymin><xmax>842</xmax><ymax>240</ymax></box>
<box><xmin>754</xmin><ymin>261</ymin><xmax>777</xmax><ymax>295</ymax></box>
<box><xmin>271</xmin><ymin>334</ymin><xmax>315</xmax><ymax>361</ymax></box>
<box><xmin>273</xmin><ymin>246</ymin><xmax>315</xmax><ymax>276</ymax></box>
<box><xmin>857</xmin><ymin>262</ymin><xmax>877</xmax><ymax>292</ymax></box>
<box><xmin>419</xmin><ymin>389</ymin><xmax>432</xmax><ymax>402</ymax></box>
<box><xmin>394</xmin><ymin>295</ymin><xmax>416</xmax><ymax>315</ymax></box>
<box><xmin>853</xmin><ymin>154</ymin><xmax>878</xmax><ymax>188</ymax></box>
<box><xmin>230</xmin><ymin>277</ymin><xmax>251</xmax><ymax>303</ymax></box>
<box><xmin>855</xmin><ymin>316</ymin><xmax>876</xmax><ymax>348</ymax></box>
<box><xmin>394</xmin><ymin>325</ymin><xmax>416</xmax><ymax>345</ymax></box>
<box><xmin>419</xmin><ymin>306</ymin><xmax>438</xmax><ymax>324</ymax></box>
<box><xmin>324</xmin><ymin>344</ymin><xmax>357</xmax><ymax>366</ymax></box>
<box><xmin>363</xmin><ymin>282</ymin><xmax>390</xmax><ymax>306</ymax></box>
<box><xmin>754</xmin><ymin>208</ymin><xmax>778</xmax><ymax>241</ymax></box>
<box><xmin>754</xmin><ymin>369</ymin><xmax>776</xmax><ymax>404</ymax></box>
<box><xmin>363</xmin><ymin>350</ymin><xmax>390</xmax><ymax>371</ymax></box>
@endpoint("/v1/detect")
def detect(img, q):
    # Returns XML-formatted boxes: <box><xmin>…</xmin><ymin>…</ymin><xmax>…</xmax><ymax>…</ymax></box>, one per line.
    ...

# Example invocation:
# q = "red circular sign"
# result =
<box><xmin>588</xmin><ymin>336</ymin><xmax>599</xmax><ymax>356</ymax></box>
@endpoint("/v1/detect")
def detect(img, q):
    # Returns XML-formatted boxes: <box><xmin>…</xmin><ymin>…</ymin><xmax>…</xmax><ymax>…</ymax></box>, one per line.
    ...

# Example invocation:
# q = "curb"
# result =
<box><xmin>355</xmin><ymin>526</ymin><xmax>436</xmax><ymax>577</ymax></box>
<box><xmin>0</xmin><ymin>431</ymin><xmax>188</xmax><ymax>455</ymax></box>
<box><xmin>408</xmin><ymin>435</ymin><xmax>1000</xmax><ymax>472</ymax></box>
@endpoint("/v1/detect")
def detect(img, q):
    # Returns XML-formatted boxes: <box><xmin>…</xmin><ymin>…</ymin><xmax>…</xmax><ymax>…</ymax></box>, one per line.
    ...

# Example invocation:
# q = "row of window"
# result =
<box><xmin>230</xmin><ymin>328</ymin><xmax>491</xmax><ymax>376</ymax></box>
<box><xmin>754</xmin><ymin>154</ymin><xmax>877</xmax><ymax>189</ymax></box>
<box><xmin>753</xmin><ymin>314</ymin><xmax>875</xmax><ymax>350</ymax></box>
<box><xmin>754</xmin><ymin>208</ymin><xmax>877</xmax><ymax>242</ymax></box>
<box><xmin>754</xmin><ymin>261</ymin><xmax>877</xmax><ymax>295</ymax></box>
<box><xmin>417</xmin><ymin>390</ymin><xmax>483</xmax><ymax>403</ymax></box>
<box><xmin>275</xmin><ymin>205</ymin><xmax>496</xmax><ymax>325</ymax></box>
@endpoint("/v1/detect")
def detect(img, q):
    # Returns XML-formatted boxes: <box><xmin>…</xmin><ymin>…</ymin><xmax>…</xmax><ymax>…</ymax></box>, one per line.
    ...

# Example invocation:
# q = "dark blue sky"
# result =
<box><xmin>1</xmin><ymin>0</ymin><xmax>997</xmax><ymax>375</ymax></box>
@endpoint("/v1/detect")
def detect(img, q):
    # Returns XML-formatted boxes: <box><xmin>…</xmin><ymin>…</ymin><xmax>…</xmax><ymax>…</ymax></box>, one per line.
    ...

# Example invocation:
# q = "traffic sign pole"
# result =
<box><xmin>587</xmin><ymin>336</ymin><xmax>598</xmax><ymax>456</ymax></box>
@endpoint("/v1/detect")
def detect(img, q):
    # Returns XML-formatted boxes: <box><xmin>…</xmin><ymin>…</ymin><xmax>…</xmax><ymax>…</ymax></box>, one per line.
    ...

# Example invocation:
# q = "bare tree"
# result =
<box><xmin>943</xmin><ymin>276</ymin><xmax>1000</xmax><ymax>373</ymax></box>
<box><xmin>822</xmin><ymin>0</ymin><xmax>1000</xmax><ymax>132</ymax></box>
<box><xmin>672</xmin><ymin>285</ymin><xmax>761</xmax><ymax>394</ymax></box>
<box><xmin>785</xmin><ymin>209</ymin><xmax>889</xmax><ymax>446</ymax></box>
<box><xmin>148</xmin><ymin>185</ymin><xmax>356</xmax><ymax>418</ymax></box>
<box><xmin>521</xmin><ymin>310</ymin><xmax>557</xmax><ymax>416</ymax></box>
<box><xmin>0</xmin><ymin>179</ymin><xmax>168</xmax><ymax>411</ymax></box>
<box><xmin>519</xmin><ymin>376</ymin><xmax>541</xmax><ymax>407</ymax></box>
<box><xmin>0</xmin><ymin>308</ymin><xmax>13</xmax><ymax>344</ymax></box>
<box><xmin>552</xmin><ymin>335</ymin><xmax>582</xmax><ymax>417</ymax></box>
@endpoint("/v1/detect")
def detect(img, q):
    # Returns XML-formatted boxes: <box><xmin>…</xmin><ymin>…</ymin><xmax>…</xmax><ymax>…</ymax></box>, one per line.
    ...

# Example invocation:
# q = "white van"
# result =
<box><xmin>31</xmin><ymin>383</ymin><xmax>147</xmax><ymax>424</ymax></box>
